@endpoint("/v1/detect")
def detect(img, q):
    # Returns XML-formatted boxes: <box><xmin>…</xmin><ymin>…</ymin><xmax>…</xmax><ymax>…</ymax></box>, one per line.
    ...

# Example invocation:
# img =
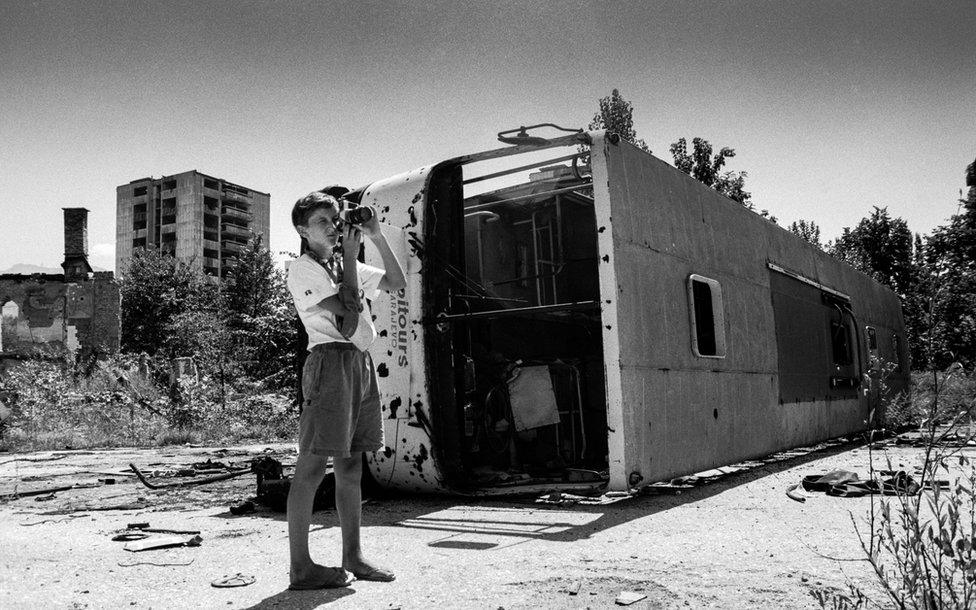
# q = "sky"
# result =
<box><xmin>1</xmin><ymin>0</ymin><xmax>973</xmax><ymax>271</ymax></box>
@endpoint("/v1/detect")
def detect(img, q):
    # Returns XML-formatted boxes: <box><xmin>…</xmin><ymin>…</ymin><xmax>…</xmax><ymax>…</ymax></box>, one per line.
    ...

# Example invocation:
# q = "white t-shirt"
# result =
<box><xmin>286</xmin><ymin>254</ymin><xmax>385</xmax><ymax>350</ymax></box>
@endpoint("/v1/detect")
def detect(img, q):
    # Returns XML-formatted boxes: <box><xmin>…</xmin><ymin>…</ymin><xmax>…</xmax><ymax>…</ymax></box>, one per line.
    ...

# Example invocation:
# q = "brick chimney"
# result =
<box><xmin>62</xmin><ymin>207</ymin><xmax>93</xmax><ymax>281</ymax></box>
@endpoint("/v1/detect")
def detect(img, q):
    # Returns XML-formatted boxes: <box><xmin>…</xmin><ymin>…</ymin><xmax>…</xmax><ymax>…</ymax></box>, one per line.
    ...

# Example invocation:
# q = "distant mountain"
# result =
<box><xmin>1</xmin><ymin>263</ymin><xmax>61</xmax><ymax>274</ymax></box>
<box><xmin>0</xmin><ymin>263</ymin><xmax>107</xmax><ymax>275</ymax></box>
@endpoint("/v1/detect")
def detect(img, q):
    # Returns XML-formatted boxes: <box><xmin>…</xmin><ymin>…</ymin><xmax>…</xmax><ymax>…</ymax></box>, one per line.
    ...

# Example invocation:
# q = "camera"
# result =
<box><xmin>339</xmin><ymin>204</ymin><xmax>374</xmax><ymax>225</ymax></box>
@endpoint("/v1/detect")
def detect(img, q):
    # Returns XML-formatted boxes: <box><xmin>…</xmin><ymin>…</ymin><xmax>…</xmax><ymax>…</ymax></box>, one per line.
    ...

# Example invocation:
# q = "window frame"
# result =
<box><xmin>687</xmin><ymin>274</ymin><xmax>727</xmax><ymax>359</ymax></box>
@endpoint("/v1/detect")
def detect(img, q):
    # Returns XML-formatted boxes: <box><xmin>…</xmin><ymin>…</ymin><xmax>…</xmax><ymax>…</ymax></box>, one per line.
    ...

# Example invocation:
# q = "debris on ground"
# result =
<box><xmin>1</xmin><ymin>484</ymin><xmax>75</xmax><ymax>501</ymax></box>
<box><xmin>534</xmin><ymin>490</ymin><xmax>633</xmax><ymax>507</ymax></box>
<box><xmin>251</xmin><ymin>456</ymin><xmax>333</xmax><ymax>512</ymax></box>
<box><xmin>129</xmin><ymin>462</ymin><xmax>251</xmax><ymax>490</ymax></box>
<box><xmin>795</xmin><ymin>469</ymin><xmax>923</xmax><ymax>498</ymax></box>
<box><xmin>785</xmin><ymin>483</ymin><xmax>807</xmax><ymax>503</ymax></box>
<box><xmin>125</xmin><ymin>523</ymin><xmax>201</xmax><ymax>535</ymax></box>
<box><xmin>118</xmin><ymin>558</ymin><xmax>195</xmax><ymax>568</ymax></box>
<box><xmin>122</xmin><ymin>534</ymin><xmax>203</xmax><ymax>552</ymax></box>
<box><xmin>229</xmin><ymin>500</ymin><xmax>255</xmax><ymax>515</ymax></box>
<box><xmin>614</xmin><ymin>590</ymin><xmax>647</xmax><ymax>605</ymax></box>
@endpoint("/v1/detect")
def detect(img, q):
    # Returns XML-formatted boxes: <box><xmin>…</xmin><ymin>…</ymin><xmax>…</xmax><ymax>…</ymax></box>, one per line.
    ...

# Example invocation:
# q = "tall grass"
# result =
<box><xmin>0</xmin><ymin>354</ymin><xmax>296</xmax><ymax>451</ymax></box>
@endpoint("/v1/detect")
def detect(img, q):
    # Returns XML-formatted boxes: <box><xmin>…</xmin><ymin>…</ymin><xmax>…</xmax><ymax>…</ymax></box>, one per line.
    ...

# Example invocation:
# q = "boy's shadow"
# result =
<box><xmin>242</xmin><ymin>587</ymin><xmax>354</xmax><ymax>609</ymax></box>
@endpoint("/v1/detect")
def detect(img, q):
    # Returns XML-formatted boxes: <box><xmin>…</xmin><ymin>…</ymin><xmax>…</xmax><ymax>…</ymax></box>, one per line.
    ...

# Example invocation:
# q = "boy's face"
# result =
<box><xmin>299</xmin><ymin>207</ymin><xmax>341</xmax><ymax>253</ymax></box>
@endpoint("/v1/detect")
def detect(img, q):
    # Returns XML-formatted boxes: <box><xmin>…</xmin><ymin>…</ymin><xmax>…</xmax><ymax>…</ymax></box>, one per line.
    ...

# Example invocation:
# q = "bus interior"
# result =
<box><xmin>430</xmin><ymin>147</ymin><xmax>610</xmax><ymax>489</ymax></box>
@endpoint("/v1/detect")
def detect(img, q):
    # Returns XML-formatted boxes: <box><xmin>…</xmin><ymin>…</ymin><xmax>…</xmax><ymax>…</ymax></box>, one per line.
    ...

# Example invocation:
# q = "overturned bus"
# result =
<box><xmin>342</xmin><ymin>127</ymin><xmax>908</xmax><ymax>495</ymax></box>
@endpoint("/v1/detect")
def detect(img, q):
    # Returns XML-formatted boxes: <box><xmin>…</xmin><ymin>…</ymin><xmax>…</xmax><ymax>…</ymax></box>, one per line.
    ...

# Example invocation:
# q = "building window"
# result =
<box><xmin>160</xmin><ymin>233</ymin><xmax>176</xmax><ymax>255</ymax></box>
<box><xmin>204</xmin><ymin>214</ymin><xmax>219</xmax><ymax>229</ymax></box>
<box><xmin>162</xmin><ymin>179</ymin><xmax>177</xmax><ymax>190</ymax></box>
<box><xmin>133</xmin><ymin>203</ymin><xmax>147</xmax><ymax>230</ymax></box>
<box><xmin>204</xmin><ymin>231</ymin><xmax>218</xmax><ymax>242</ymax></box>
<box><xmin>132</xmin><ymin>237</ymin><xmax>146</xmax><ymax>249</ymax></box>
<box><xmin>133</xmin><ymin>186</ymin><xmax>147</xmax><ymax>196</ymax></box>
<box><xmin>204</xmin><ymin>196</ymin><xmax>219</xmax><ymax>210</ymax></box>
<box><xmin>687</xmin><ymin>274</ymin><xmax>726</xmax><ymax>358</ymax></box>
<box><xmin>204</xmin><ymin>178</ymin><xmax>219</xmax><ymax>190</ymax></box>
<box><xmin>161</xmin><ymin>197</ymin><xmax>176</xmax><ymax>225</ymax></box>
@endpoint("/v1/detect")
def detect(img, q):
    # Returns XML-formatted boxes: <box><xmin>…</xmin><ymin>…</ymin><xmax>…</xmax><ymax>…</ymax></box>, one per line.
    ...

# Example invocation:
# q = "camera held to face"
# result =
<box><xmin>339</xmin><ymin>204</ymin><xmax>373</xmax><ymax>226</ymax></box>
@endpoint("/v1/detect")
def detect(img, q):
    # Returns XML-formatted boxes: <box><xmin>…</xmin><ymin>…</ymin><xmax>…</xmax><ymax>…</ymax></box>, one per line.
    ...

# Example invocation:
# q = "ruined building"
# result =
<box><xmin>115</xmin><ymin>171</ymin><xmax>270</xmax><ymax>279</ymax></box>
<box><xmin>0</xmin><ymin>209</ymin><xmax>120</xmax><ymax>370</ymax></box>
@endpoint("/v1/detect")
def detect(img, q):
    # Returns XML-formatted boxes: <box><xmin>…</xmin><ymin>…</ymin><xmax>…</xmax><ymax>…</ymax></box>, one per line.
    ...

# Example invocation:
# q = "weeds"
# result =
<box><xmin>0</xmin><ymin>353</ymin><xmax>295</xmax><ymax>451</ymax></box>
<box><xmin>816</xmin><ymin>365</ymin><xmax>976</xmax><ymax>609</ymax></box>
<box><xmin>858</xmin><ymin>365</ymin><xmax>976</xmax><ymax>610</ymax></box>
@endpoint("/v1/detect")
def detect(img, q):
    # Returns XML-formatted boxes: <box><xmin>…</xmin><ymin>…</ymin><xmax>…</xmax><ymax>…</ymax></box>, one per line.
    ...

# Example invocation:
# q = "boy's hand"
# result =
<box><xmin>341</xmin><ymin>222</ymin><xmax>362</xmax><ymax>258</ymax></box>
<box><xmin>360</xmin><ymin>206</ymin><xmax>382</xmax><ymax>239</ymax></box>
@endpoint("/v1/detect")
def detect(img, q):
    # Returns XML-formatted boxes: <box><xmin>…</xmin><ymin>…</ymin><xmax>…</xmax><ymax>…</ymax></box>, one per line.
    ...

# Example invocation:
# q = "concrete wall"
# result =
<box><xmin>176</xmin><ymin>171</ymin><xmax>203</xmax><ymax>270</ymax></box>
<box><xmin>0</xmin><ymin>272</ymin><xmax>120</xmax><ymax>370</ymax></box>
<box><xmin>595</xmin><ymin>136</ymin><xmax>907</xmax><ymax>486</ymax></box>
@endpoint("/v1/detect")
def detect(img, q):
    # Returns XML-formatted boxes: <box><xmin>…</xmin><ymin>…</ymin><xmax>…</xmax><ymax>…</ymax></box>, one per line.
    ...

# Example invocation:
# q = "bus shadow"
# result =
<box><xmin>387</xmin><ymin>436</ymin><xmax>868</xmax><ymax>546</ymax></box>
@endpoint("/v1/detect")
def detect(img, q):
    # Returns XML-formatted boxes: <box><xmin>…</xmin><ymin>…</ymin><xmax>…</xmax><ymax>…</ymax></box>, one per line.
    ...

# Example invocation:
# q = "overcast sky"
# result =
<box><xmin>1</xmin><ymin>0</ymin><xmax>973</xmax><ymax>271</ymax></box>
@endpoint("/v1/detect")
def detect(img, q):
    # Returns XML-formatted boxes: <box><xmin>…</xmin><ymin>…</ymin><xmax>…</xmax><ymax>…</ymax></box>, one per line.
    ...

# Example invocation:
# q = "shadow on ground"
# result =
<box><xmin>241</xmin><ymin>586</ymin><xmax>354</xmax><ymax>610</ymax></box>
<box><xmin>222</xmin><ymin>436</ymin><xmax>867</xmax><ymax>548</ymax></box>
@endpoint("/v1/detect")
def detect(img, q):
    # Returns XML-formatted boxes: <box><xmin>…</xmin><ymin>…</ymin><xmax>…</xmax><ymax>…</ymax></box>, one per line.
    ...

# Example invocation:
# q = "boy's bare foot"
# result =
<box><xmin>289</xmin><ymin>563</ymin><xmax>353</xmax><ymax>590</ymax></box>
<box><xmin>343</xmin><ymin>559</ymin><xmax>396</xmax><ymax>582</ymax></box>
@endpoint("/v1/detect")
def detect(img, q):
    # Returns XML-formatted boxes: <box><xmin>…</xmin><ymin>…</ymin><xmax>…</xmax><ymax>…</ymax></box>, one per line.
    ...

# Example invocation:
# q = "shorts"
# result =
<box><xmin>299</xmin><ymin>342</ymin><xmax>384</xmax><ymax>458</ymax></box>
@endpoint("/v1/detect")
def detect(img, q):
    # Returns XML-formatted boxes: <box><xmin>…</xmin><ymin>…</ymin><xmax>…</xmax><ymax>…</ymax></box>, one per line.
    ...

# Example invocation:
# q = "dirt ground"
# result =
<box><xmin>0</xmin><ymin>439</ymin><xmax>961</xmax><ymax>609</ymax></box>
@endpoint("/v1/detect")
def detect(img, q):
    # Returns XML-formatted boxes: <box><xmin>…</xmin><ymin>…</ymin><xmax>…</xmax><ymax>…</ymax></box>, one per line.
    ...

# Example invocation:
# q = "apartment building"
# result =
<box><xmin>115</xmin><ymin>171</ymin><xmax>270</xmax><ymax>278</ymax></box>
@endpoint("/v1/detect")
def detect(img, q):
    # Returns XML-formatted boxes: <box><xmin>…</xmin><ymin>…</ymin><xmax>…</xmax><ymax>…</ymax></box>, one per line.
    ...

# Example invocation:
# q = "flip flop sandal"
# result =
<box><xmin>289</xmin><ymin>567</ymin><xmax>353</xmax><ymax>590</ymax></box>
<box><xmin>352</xmin><ymin>567</ymin><xmax>396</xmax><ymax>582</ymax></box>
<box><xmin>212</xmin><ymin>573</ymin><xmax>256</xmax><ymax>588</ymax></box>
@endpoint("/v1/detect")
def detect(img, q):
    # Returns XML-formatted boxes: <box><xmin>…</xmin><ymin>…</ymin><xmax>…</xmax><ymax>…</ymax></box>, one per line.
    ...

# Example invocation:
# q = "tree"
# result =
<box><xmin>163</xmin><ymin>309</ymin><xmax>231</xmax><ymax>371</ymax></box>
<box><xmin>828</xmin><ymin>207</ymin><xmax>929</xmax><ymax>368</ymax></box>
<box><xmin>120</xmin><ymin>248</ymin><xmax>217</xmax><ymax>355</ymax></box>
<box><xmin>221</xmin><ymin>236</ymin><xmax>297</xmax><ymax>389</ymax></box>
<box><xmin>669</xmin><ymin>136</ymin><xmax>775</xmax><ymax>220</ymax></box>
<box><xmin>670</xmin><ymin>137</ymin><xmax>735</xmax><ymax>189</ymax></box>
<box><xmin>829</xmin><ymin>207</ymin><xmax>914</xmax><ymax>296</ymax></box>
<box><xmin>788</xmin><ymin>219</ymin><xmax>823</xmax><ymax>249</ymax></box>
<box><xmin>588</xmin><ymin>89</ymin><xmax>649</xmax><ymax>152</ymax></box>
<box><xmin>920</xmin><ymin>159</ymin><xmax>976</xmax><ymax>368</ymax></box>
<box><xmin>905</xmin><ymin>233</ymin><xmax>930</xmax><ymax>369</ymax></box>
<box><xmin>222</xmin><ymin>235</ymin><xmax>284</xmax><ymax>319</ymax></box>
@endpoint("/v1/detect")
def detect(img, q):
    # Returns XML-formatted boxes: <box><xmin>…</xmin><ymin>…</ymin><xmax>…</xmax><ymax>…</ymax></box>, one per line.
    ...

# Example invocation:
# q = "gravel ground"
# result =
<box><xmin>0</xmin><ymin>440</ymin><xmax>966</xmax><ymax>609</ymax></box>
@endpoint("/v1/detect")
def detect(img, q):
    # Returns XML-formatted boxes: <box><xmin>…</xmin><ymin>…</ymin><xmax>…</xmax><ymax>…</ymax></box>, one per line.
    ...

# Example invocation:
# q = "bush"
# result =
<box><xmin>820</xmin><ymin>365</ymin><xmax>976</xmax><ymax>609</ymax></box>
<box><xmin>0</xmin><ymin>354</ymin><xmax>169</xmax><ymax>450</ymax></box>
<box><xmin>0</xmin><ymin>353</ymin><xmax>297</xmax><ymax>451</ymax></box>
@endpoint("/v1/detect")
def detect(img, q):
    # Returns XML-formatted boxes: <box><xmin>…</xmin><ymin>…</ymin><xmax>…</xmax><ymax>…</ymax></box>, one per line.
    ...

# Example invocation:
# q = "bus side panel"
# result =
<box><xmin>597</xmin><ymin>137</ymin><xmax>905</xmax><ymax>488</ymax></box>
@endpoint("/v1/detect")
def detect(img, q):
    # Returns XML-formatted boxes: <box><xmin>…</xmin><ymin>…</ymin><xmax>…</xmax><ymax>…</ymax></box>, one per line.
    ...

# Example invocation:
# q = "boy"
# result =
<box><xmin>286</xmin><ymin>190</ymin><xmax>406</xmax><ymax>589</ymax></box>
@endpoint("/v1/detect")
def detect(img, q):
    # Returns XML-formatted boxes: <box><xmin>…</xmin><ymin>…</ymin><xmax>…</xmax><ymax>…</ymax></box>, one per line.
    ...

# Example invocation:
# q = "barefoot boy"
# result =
<box><xmin>286</xmin><ymin>190</ymin><xmax>406</xmax><ymax>589</ymax></box>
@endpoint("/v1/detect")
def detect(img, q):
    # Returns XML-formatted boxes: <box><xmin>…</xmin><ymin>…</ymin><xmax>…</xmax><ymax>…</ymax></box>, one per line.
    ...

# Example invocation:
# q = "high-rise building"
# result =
<box><xmin>115</xmin><ymin>171</ymin><xmax>270</xmax><ymax>278</ymax></box>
